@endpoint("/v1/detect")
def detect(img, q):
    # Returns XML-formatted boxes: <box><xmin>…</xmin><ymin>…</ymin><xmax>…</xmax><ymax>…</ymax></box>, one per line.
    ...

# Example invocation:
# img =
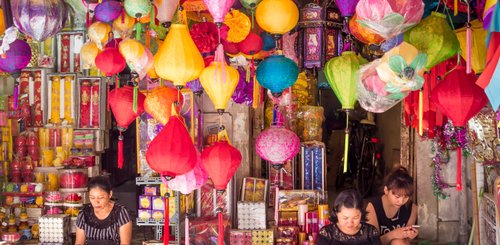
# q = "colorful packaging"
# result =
<box><xmin>229</xmin><ymin>230</ymin><xmax>252</xmax><ymax>245</ymax></box>
<box><xmin>138</xmin><ymin>196</ymin><xmax>152</xmax><ymax>210</ymax></box>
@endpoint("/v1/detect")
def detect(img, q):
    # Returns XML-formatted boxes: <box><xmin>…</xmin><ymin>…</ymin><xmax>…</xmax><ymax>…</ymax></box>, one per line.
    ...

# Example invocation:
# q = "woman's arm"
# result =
<box><xmin>366</xmin><ymin>203</ymin><xmax>407</xmax><ymax>245</ymax></box>
<box><xmin>405</xmin><ymin>203</ymin><xmax>419</xmax><ymax>239</ymax></box>
<box><xmin>365</xmin><ymin>202</ymin><xmax>379</xmax><ymax>229</ymax></box>
<box><xmin>75</xmin><ymin>227</ymin><xmax>86</xmax><ymax>245</ymax></box>
<box><xmin>119</xmin><ymin>221</ymin><xmax>133</xmax><ymax>245</ymax></box>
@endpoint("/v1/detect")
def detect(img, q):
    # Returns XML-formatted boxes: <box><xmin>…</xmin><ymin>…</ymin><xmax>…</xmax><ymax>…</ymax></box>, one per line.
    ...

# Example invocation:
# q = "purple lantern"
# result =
<box><xmin>0</xmin><ymin>39</ymin><xmax>32</xmax><ymax>74</ymax></box>
<box><xmin>11</xmin><ymin>0</ymin><xmax>68</xmax><ymax>41</ymax></box>
<box><xmin>333</xmin><ymin>0</ymin><xmax>359</xmax><ymax>17</ymax></box>
<box><xmin>187</xmin><ymin>79</ymin><xmax>204</xmax><ymax>96</ymax></box>
<box><xmin>94</xmin><ymin>0</ymin><xmax>123</xmax><ymax>23</ymax></box>
<box><xmin>255</xmin><ymin>124</ymin><xmax>300</xmax><ymax>169</ymax></box>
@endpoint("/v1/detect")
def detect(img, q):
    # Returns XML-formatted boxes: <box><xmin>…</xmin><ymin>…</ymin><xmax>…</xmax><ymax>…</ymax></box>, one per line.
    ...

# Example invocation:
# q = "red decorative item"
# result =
<box><xmin>222</xmin><ymin>39</ymin><xmax>239</xmax><ymax>55</ymax></box>
<box><xmin>430</xmin><ymin>65</ymin><xmax>488</xmax><ymax>191</ymax></box>
<box><xmin>190</xmin><ymin>22</ymin><xmax>219</xmax><ymax>56</ymax></box>
<box><xmin>108</xmin><ymin>86</ymin><xmax>146</xmax><ymax>168</ymax></box>
<box><xmin>95</xmin><ymin>47</ymin><xmax>126</xmax><ymax>76</ymax></box>
<box><xmin>146</xmin><ymin>115</ymin><xmax>197</xmax><ymax>179</ymax></box>
<box><xmin>238</xmin><ymin>33</ymin><xmax>263</xmax><ymax>56</ymax></box>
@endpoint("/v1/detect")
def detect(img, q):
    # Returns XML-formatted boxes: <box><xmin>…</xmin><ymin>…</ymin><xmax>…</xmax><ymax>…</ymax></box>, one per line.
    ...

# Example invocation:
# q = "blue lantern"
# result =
<box><xmin>256</xmin><ymin>54</ymin><xmax>299</xmax><ymax>97</ymax></box>
<box><xmin>260</xmin><ymin>32</ymin><xmax>276</xmax><ymax>51</ymax></box>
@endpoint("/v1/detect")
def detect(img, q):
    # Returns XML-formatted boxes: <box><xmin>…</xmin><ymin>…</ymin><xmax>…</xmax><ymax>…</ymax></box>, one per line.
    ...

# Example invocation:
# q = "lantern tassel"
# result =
<box><xmin>86</xmin><ymin>11</ymin><xmax>91</xmax><ymax>28</ymax></box>
<box><xmin>466</xmin><ymin>25</ymin><xmax>472</xmax><ymax>74</ymax></box>
<box><xmin>13</xmin><ymin>81</ymin><xmax>19</xmax><ymax>110</ymax></box>
<box><xmin>136</xmin><ymin>22</ymin><xmax>142</xmax><ymax>40</ymax></box>
<box><xmin>274</xmin><ymin>185</ymin><xmax>279</xmax><ymax>225</ymax></box>
<box><xmin>121</xmin><ymin>10</ymin><xmax>125</xmax><ymax>23</ymax></box>
<box><xmin>418</xmin><ymin>89</ymin><xmax>423</xmax><ymax>136</ymax></box>
<box><xmin>454</xmin><ymin>0</ymin><xmax>458</xmax><ymax>16</ymax></box>
<box><xmin>107</xmin><ymin>77</ymin><xmax>111</xmax><ymax>111</ymax></box>
<box><xmin>117</xmin><ymin>131</ymin><xmax>124</xmax><ymax>169</ymax></box>
<box><xmin>185</xmin><ymin>215</ymin><xmax>189</xmax><ymax>245</ymax></box>
<box><xmin>343</xmin><ymin>112</ymin><xmax>349</xmax><ymax>173</ymax></box>
<box><xmin>133</xmin><ymin>85</ymin><xmax>138</xmax><ymax>113</ymax></box>
<box><xmin>456</xmin><ymin>147</ymin><xmax>462</xmax><ymax>191</ymax></box>
<box><xmin>164</xmin><ymin>194</ymin><xmax>170</xmax><ymax>245</ymax></box>
<box><xmin>251</xmin><ymin>10</ymin><xmax>254</xmax><ymax>30</ymax></box>
<box><xmin>217</xmin><ymin>210</ymin><xmax>224</xmax><ymax>245</ymax></box>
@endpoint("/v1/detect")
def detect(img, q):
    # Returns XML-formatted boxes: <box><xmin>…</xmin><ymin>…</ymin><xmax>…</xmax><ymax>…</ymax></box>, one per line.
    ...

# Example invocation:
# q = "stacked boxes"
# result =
<box><xmin>39</xmin><ymin>214</ymin><xmax>71</xmax><ymax>244</ymax></box>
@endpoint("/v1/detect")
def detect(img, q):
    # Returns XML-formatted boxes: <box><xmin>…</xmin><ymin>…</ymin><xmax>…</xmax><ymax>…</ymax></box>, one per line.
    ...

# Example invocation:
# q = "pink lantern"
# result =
<box><xmin>167</xmin><ymin>150</ymin><xmax>208</xmax><ymax>194</ymax></box>
<box><xmin>203</xmin><ymin>0</ymin><xmax>235</xmax><ymax>26</ymax></box>
<box><xmin>355</xmin><ymin>0</ymin><xmax>424</xmax><ymax>39</ymax></box>
<box><xmin>255</xmin><ymin>125</ymin><xmax>300</xmax><ymax>169</ymax></box>
<box><xmin>154</xmin><ymin>0</ymin><xmax>179</xmax><ymax>27</ymax></box>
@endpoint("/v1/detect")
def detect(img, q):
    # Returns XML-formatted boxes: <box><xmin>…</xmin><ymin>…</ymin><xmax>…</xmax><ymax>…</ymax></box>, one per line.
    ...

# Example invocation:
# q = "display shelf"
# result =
<box><xmin>136</xmin><ymin>176</ymin><xmax>163</xmax><ymax>185</ymax></box>
<box><xmin>2</xmin><ymin>192</ymin><xmax>43</xmax><ymax>197</ymax></box>
<box><xmin>136</xmin><ymin>218</ymin><xmax>177</xmax><ymax>226</ymax></box>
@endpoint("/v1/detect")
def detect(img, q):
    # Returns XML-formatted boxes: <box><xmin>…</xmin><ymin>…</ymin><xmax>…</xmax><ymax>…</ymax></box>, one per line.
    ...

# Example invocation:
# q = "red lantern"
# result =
<box><xmin>146</xmin><ymin>115</ymin><xmax>197</xmax><ymax>178</ymax></box>
<box><xmin>430</xmin><ymin>65</ymin><xmax>488</xmax><ymax>191</ymax></box>
<box><xmin>95</xmin><ymin>47</ymin><xmax>126</xmax><ymax>76</ymax></box>
<box><xmin>201</xmin><ymin>140</ymin><xmax>242</xmax><ymax>245</ymax></box>
<box><xmin>108</xmin><ymin>86</ymin><xmax>146</xmax><ymax>168</ymax></box>
<box><xmin>238</xmin><ymin>32</ymin><xmax>263</xmax><ymax>56</ymax></box>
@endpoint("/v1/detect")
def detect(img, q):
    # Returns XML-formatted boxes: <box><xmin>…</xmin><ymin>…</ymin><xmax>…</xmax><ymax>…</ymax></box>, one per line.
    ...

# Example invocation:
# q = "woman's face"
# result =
<box><xmin>336</xmin><ymin>206</ymin><xmax>362</xmax><ymax>235</ymax></box>
<box><xmin>89</xmin><ymin>187</ymin><xmax>112</xmax><ymax>211</ymax></box>
<box><xmin>384</xmin><ymin>187</ymin><xmax>410</xmax><ymax>207</ymax></box>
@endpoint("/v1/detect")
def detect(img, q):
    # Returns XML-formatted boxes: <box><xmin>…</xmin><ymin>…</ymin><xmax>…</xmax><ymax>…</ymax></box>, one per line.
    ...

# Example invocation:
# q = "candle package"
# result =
<box><xmin>38</xmin><ymin>214</ymin><xmax>71</xmax><ymax>244</ymax></box>
<box><xmin>300</xmin><ymin>141</ymin><xmax>326</xmax><ymax>194</ymax></box>
<box><xmin>229</xmin><ymin>230</ymin><xmax>252</xmax><ymax>245</ymax></box>
<box><xmin>77</xmin><ymin>77</ymin><xmax>105</xmax><ymax>129</ymax></box>
<box><xmin>46</xmin><ymin>73</ymin><xmax>77</xmax><ymax>126</ymax></box>
<box><xmin>237</xmin><ymin>202</ymin><xmax>266</xmax><ymax>230</ymax></box>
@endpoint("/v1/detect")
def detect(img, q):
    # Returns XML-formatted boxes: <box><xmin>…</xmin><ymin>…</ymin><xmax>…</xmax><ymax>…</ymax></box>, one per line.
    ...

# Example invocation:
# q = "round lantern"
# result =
<box><xmin>261</xmin><ymin>32</ymin><xmax>276</xmax><ymax>51</ymax></box>
<box><xmin>238</xmin><ymin>33</ymin><xmax>263</xmax><ymax>55</ymax></box>
<box><xmin>144</xmin><ymin>86</ymin><xmax>184</xmax><ymax>125</ymax></box>
<box><xmin>203</xmin><ymin>0</ymin><xmax>235</xmax><ymax>27</ymax></box>
<box><xmin>256</xmin><ymin>55</ymin><xmax>298</xmax><ymax>97</ymax></box>
<box><xmin>0</xmin><ymin>39</ymin><xmax>32</xmax><ymax>74</ymax></box>
<box><xmin>81</xmin><ymin>41</ymin><xmax>101</xmax><ymax>70</ymax></box>
<box><xmin>255</xmin><ymin>125</ymin><xmax>300</xmax><ymax>169</ymax></box>
<box><xmin>349</xmin><ymin>14</ymin><xmax>384</xmax><ymax>45</ymax></box>
<box><xmin>94</xmin><ymin>0</ymin><xmax>122</xmax><ymax>23</ymax></box>
<box><xmin>256</xmin><ymin>0</ymin><xmax>299</xmax><ymax>36</ymax></box>
<box><xmin>202</xmin><ymin>141</ymin><xmax>242</xmax><ymax>191</ymax></box>
<box><xmin>95</xmin><ymin>47</ymin><xmax>126</xmax><ymax>77</ymax></box>
<box><xmin>146</xmin><ymin>115</ymin><xmax>197</xmax><ymax>179</ymax></box>
<box><xmin>0</xmin><ymin>8</ymin><xmax>5</xmax><ymax>36</ymax></box>
<box><xmin>88</xmin><ymin>21</ymin><xmax>112</xmax><ymax>49</ymax></box>
<box><xmin>118</xmin><ymin>38</ymin><xmax>146</xmax><ymax>66</ymax></box>
<box><xmin>222</xmin><ymin>39</ymin><xmax>240</xmax><ymax>55</ymax></box>
<box><xmin>124</xmin><ymin>0</ymin><xmax>152</xmax><ymax>18</ymax></box>
<box><xmin>112</xmin><ymin>13</ymin><xmax>136</xmax><ymax>38</ymax></box>
<box><xmin>108</xmin><ymin>86</ymin><xmax>146</xmax><ymax>168</ymax></box>
<box><xmin>154</xmin><ymin>0</ymin><xmax>179</xmax><ymax>27</ymax></box>
<box><xmin>404</xmin><ymin>12</ymin><xmax>460</xmax><ymax>70</ymax></box>
<box><xmin>240</xmin><ymin>0</ymin><xmax>261</xmax><ymax>10</ymax></box>
<box><xmin>11</xmin><ymin>0</ymin><xmax>68</xmax><ymax>41</ymax></box>
<box><xmin>199</xmin><ymin>61</ymin><xmax>240</xmax><ymax>113</ymax></box>
<box><xmin>154</xmin><ymin>24</ymin><xmax>205</xmax><ymax>88</ymax></box>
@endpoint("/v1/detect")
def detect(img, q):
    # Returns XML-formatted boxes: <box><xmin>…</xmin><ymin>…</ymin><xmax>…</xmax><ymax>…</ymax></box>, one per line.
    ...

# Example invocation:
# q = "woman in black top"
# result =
<box><xmin>317</xmin><ymin>189</ymin><xmax>381</xmax><ymax>245</ymax></box>
<box><xmin>75</xmin><ymin>176</ymin><xmax>132</xmax><ymax>245</ymax></box>
<box><xmin>366</xmin><ymin>167</ymin><xmax>418</xmax><ymax>245</ymax></box>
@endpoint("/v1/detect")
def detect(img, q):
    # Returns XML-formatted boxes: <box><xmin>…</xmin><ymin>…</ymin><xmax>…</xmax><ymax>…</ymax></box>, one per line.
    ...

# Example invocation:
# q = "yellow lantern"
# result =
<box><xmin>88</xmin><ymin>21</ymin><xmax>112</xmax><ymax>49</ymax></box>
<box><xmin>119</xmin><ymin>38</ymin><xmax>146</xmax><ymax>65</ymax></box>
<box><xmin>81</xmin><ymin>41</ymin><xmax>101</xmax><ymax>69</ymax></box>
<box><xmin>256</xmin><ymin>0</ymin><xmax>299</xmax><ymax>36</ymax></box>
<box><xmin>154</xmin><ymin>24</ymin><xmax>204</xmax><ymax>87</ymax></box>
<box><xmin>455</xmin><ymin>19</ymin><xmax>487</xmax><ymax>74</ymax></box>
<box><xmin>0</xmin><ymin>8</ymin><xmax>5</xmax><ymax>36</ymax></box>
<box><xmin>112</xmin><ymin>13</ymin><xmax>136</xmax><ymax>38</ymax></box>
<box><xmin>199</xmin><ymin>61</ymin><xmax>240</xmax><ymax>113</ymax></box>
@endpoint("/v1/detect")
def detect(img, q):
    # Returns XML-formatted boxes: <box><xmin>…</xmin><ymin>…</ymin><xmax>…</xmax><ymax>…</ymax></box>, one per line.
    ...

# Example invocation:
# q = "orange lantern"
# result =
<box><xmin>144</xmin><ymin>86</ymin><xmax>184</xmax><ymax>125</ymax></box>
<box><xmin>81</xmin><ymin>41</ymin><xmax>101</xmax><ymax>70</ymax></box>
<box><xmin>349</xmin><ymin>14</ymin><xmax>384</xmax><ymax>45</ymax></box>
<box><xmin>119</xmin><ymin>38</ymin><xmax>146</xmax><ymax>65</ymax></box>
<box><xmin>112</xmin><ymin>12</ymin><xmax>136</xmax><ymax>38</ymax></box>
<box><xmin>255</xmin><ymin>0</ymin><xmax>299</xmax><ymax>36</ymax></box>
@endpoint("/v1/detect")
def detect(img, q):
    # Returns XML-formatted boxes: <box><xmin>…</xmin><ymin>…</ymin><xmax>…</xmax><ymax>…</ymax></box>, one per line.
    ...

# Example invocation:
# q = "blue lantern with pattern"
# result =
<box><xmin>256</xmin><ymin>54</ymin><xmax>298</xmax><ymax>97</ymax></box>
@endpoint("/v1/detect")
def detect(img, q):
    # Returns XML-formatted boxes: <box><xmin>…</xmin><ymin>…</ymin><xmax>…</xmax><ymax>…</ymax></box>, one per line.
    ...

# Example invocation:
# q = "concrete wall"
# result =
<box><xmin>377</xmin><ymin>103</ymin><xmax>402</xmax><ymax>170</ymax></box>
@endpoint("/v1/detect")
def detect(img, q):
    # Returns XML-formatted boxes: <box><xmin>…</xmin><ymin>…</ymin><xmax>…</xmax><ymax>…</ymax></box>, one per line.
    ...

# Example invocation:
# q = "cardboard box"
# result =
<box><xmin>138</xmin><ymin>196</ymin><xmax>152</xmax><ymax>209</ymax></box>
<box><xmin>300</xmin><ymin>141</ymin><xmax>326</xmax><ymax>193</ymax></box>
<box><xmin>138</xmin><ymin>209</ymin><xmax>152</xmax><ymax>220</ymax></box>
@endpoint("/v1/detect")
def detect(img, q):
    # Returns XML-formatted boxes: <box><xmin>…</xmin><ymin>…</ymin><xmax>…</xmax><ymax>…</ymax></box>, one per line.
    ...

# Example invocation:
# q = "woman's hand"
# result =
<box><xmin>388</xmin><ymin>227</ymin><xmax>414</xmax><ymax>240</ymax></box>
<box><xmin>406</xmin><ymin>227</ymin><xmax>419</xmax><ymax>239</ymax></box>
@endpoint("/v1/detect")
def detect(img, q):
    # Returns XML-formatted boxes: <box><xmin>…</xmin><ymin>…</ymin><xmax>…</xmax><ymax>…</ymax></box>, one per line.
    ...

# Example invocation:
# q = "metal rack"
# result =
<box><xmin>135</xmin><ymin>177</ymin><xmax>182</xmax><ymax>244</ymax></box>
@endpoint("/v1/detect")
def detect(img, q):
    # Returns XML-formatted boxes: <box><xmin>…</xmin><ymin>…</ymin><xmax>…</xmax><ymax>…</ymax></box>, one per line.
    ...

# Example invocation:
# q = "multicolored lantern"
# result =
<box><xmin>11</xmin><ymin>0</ymin><xmax>68</xmax><ymax>41</ymax></box>
<box><xmin>203</xmin><ymin>0</ymin><xmax>235</xmax><ymax>27</ymax></box>
<box><xmin>255</xmin><ymin>124</ymin><xmax>300</xmax><ymax>169</ymax></box>
<box><xmin>144</xmin><ymin>86</ymin><xmax>184</xmax><ymax>125</ymax></box>
<box><xmin>404</xmin><ymin>12</ymin><xmax>460</xmax><ymax>70</ymax></box>
<box><xmin>154</xmin><ymin>24</ymin><xmax>205</xmax><ymax>88</ymax></box>
<box><xmin>153</xmin><ymin>0</ymin><xmax>179</xmax><ymax>27</ymax></box>
<box><xmin>256</xmin><ymin>0</ymin><xmax>299</xmax><ymax>36</ymax></box>
<box><xmin>324</xmin><ymin>51</ymin><xmax>367</xmax><ymax>173</ymax></box>
<box><xmin>256</xmin><ymin>54</ymin><xmax>298</xmax><ymax>97</ymax></box>
<box><xmin>94</xmin><ymin>0</ymin><xmax>122</xmax><ymax>23</ymax></box>
<box><xmin>324</xmin><ymin>2</ymin><xmax>343</xmax><ymax>61</ymax></box>
<box><xmin>299</xmin><ymin>3</ymin><xmax>325</xmax><ymax>69</ymax></box>
<box><xmin>430</xmin><ymin>65</ymin><xmax>488</xmax><ymax>191</ymax></box>
<box><xmin>355</xmin><ymin>0</ymin><xmax>424</xmax><ymax>40</ymax></box>
<box><xmin>108</xmin><ymin>86</ymin><xmax>146</xmax><ymax>168</ymax></box>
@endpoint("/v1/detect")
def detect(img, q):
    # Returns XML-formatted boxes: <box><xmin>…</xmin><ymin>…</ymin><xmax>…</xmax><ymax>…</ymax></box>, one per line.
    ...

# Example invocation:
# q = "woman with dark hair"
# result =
<box><xmin>366</xmin><ymin>167</ymin><xmax>418</xmax><ymax>245</ymax></box>
<box><xmin>317</xmin><ymin>189</ymin><xmax>381</xmax><ymax>244</ymax></box>
<box><xmin>75</xmin><ymin>176</ymin><xmax>132</xmax><ymax>245</ymax></box>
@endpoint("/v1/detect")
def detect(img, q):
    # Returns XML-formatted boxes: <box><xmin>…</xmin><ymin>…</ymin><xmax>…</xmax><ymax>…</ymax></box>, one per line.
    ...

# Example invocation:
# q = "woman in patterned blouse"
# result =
<box><xmin>75</xmin><ymin>176</ymin><xmax>132</xmax><ymax>245</ymax></box>
<box><xmin>317</xmin><ymin>189</ymin><xmax>381</xmax><ymax>245</ymax></box>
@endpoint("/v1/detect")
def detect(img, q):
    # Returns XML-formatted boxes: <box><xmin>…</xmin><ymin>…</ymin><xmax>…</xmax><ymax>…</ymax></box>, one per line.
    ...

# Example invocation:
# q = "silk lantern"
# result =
<box><xmin>11</xmin><ymin>0</ymin><xmax>68</xmax><ymax>41</ymax></box>
<box><xmin>153</xmin><ymin>0</ymin><xmax>179</xmax><ymax>27</ymax></box>
<box><xmin>168</xmin><ymin>151</ymin><xmax>208</xmax><ymax>194</ymax></box>
<box><xmin>0</xmin><ymin>38</ymin><xmax>31</xmax><ymax>109</ymax></box>
<box><xmin>146</xmin><ymin>115</ymin><xmax>197</xmax><ymax>179</ymax></box>
<box><xmin>124</xmin><ymin>0</ymin><xmax>152</xmax><ymax>39</ymax></box>
<box><xmin>154</xmin><ymin>24</ymin><xmax>205</xmax><ymax>88</ymax></box>
<box><xmin>112</xmin><ymin>13</ymin><xmax>136</xmax><ymax>38</ymax></box>
<box><xmin>95</xmin><ymin>47</ymin><xmax>126</xmax><ymax>77</ymax></box>
<box><xmin>455</xmin><ymin>19</ymin><xmax>488</xmax><ymax>74</ymax></box>
<box><xmin>144</xmin><ymin>86</ymin><xmax>184</xmax><ymax>125</ymax></box>
<box><xmin>0</xmin><ymin>8</ymin><xmax>5</xmax><ymax>36</ymax></box>
<box><xmin>334</xmin><ymin>0</ymin><xmax>358</xmax><ymax>17</ymax></box>
<box><xmin>81</xmin><ymin>41</ymin><xmax>101</xmax><ymax>70</ymax></box>
<box><xmin>324</xmin><ymin>51</ymin><xmax>367</xmax><ymax>173</ymax></box>
<box><xmin>255</xmin><ymin>125</ymin><xmax>300</xmax><ymax>169</ymax></box>
<box><xmin>94</xmin><ymin>0</ymin><xmax>122</xmax><ymax>23</ymax></box>
<box><xmin>240</xmin><ymin>0</ymin><xmax>262</xmax><ymax>28</ymax></box>
<box><xmin>88</xmin><ymin>21</ymin><xmax>112</xmax><ymax>49</ymax></box>
<box><xmin>349</xmin><ymin>14</ymin><xmax>384</xmax><ymax>45</ymax></box>
<box><xmin>430</xmin><ymin>65</ymin><xmax>488</xmax><ymax>191</ymax></box>
<box><xmin>203</xmin><ymin>0</ymin><xmax>235</xmax><ymax>27</ymax></box>
<box><xmin>201</xmin><ymin>140</ymin><xmax>242</xmax><ymax>245</ymax></box>
<box><xmin>118</xmin><ymin>38</ymin><xmax>146</xmax><ymax>67</ymax></box>
<box><xmin>355</xmin><ymin>0</ymin><xmax>424</xmax><ymax>40</ymax></box>
<box><xmin>108</xmin><ymin>86</ymin><xmax>146</xmax><ymax>168</ymax></box>
<box><xmin>256</xmin><ymin>0</ymin><xmax>299</xmax><ymax>37</ymax></box>
<box><xmin>404</xmin><ymin>12</ymin><xmax>460</xmax><ymax>70</ymax></box>
<box><xmin>238</xmin><ymin>32</ymin><xmax>263</xmax><ymax>56</ymax></box>
<box><xmin>256</xmin><ymin>54</ymin><xmax>298</xmax><ymax>97</ymax></box>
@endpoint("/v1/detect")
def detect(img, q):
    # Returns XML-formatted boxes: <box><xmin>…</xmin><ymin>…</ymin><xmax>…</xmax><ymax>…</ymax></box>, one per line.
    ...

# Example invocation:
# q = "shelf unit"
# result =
<box><xmin>135</xmin><ymin>177</ymin><xmax>182</xmax><ymax>244</ymax></box>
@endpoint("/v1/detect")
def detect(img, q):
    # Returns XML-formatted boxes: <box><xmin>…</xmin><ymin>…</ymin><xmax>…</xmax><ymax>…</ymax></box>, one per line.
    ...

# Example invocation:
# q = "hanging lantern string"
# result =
<box><xmin>465</xmin><ymin>0</ymin><xmax>472</xmax><ymax>74</ymax></box>
<box><xmin>132</xmin><ymin>73</ymin><xmax>138</xmax><ymax>113</ymax></box>
<box><xmin>343</xmin><ymin>111</ymin><xmax>349</xmax><ymax>173</ymax></box>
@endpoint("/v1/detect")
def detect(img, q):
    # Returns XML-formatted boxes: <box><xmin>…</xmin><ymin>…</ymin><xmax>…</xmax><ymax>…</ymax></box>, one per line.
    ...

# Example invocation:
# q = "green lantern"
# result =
<box><xmin>404</xmin><ymin>12</ymin><xmax>460</xmax><ymax>70</ymax></box>
<box><xmin>324</xmin><ymin>51</ymin><xmax>367</xmax><ymax>173</ymax></box>
<box><xmin>124</xmin><ymin>0</ymin><xmax>152</xmax><ymax>39</ymax></box>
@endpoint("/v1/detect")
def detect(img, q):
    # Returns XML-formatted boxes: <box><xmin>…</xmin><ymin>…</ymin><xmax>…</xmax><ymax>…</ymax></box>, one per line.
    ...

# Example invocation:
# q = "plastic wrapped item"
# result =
<box><xmin>44</xmin><ymin>204</ymin><xmax>63</xmax><ymax>215</ymax></box>
<box><xmin>58</xmin><ymin>169</ymin><xmax>88</xmax><ymax>189</ymax></box>
<box><xmin>63</xmin><ymin>204</ymin><xmax>82</xmax><ymax>217</ymax></box>
<box><xmin>44</xmin><ymin>191</ymin><xmax>63</xmax><ymax>204</ymax></box>
<box><xmin>355</xmin><ymin>0</ymin><xmax>424</xmax><ymax>39</ymax></box>
<box><xmin>189</xmin><ymin>218</ymin><xmax>231</xmax><ymax>245</ymax></box>
<box><xmin>297</xmin><ymin>106</ymin><xmax>324</xmax><ymax>142</ymax></box>
<box><xmin>237</xmin><ymin>202</ymin><xmax>266</xmax><ymax>230</ymax></box>
<box><xmin>34</xmin><ymin>168</ymin><xmax>60</xmax><ymax>191</ymax></box>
